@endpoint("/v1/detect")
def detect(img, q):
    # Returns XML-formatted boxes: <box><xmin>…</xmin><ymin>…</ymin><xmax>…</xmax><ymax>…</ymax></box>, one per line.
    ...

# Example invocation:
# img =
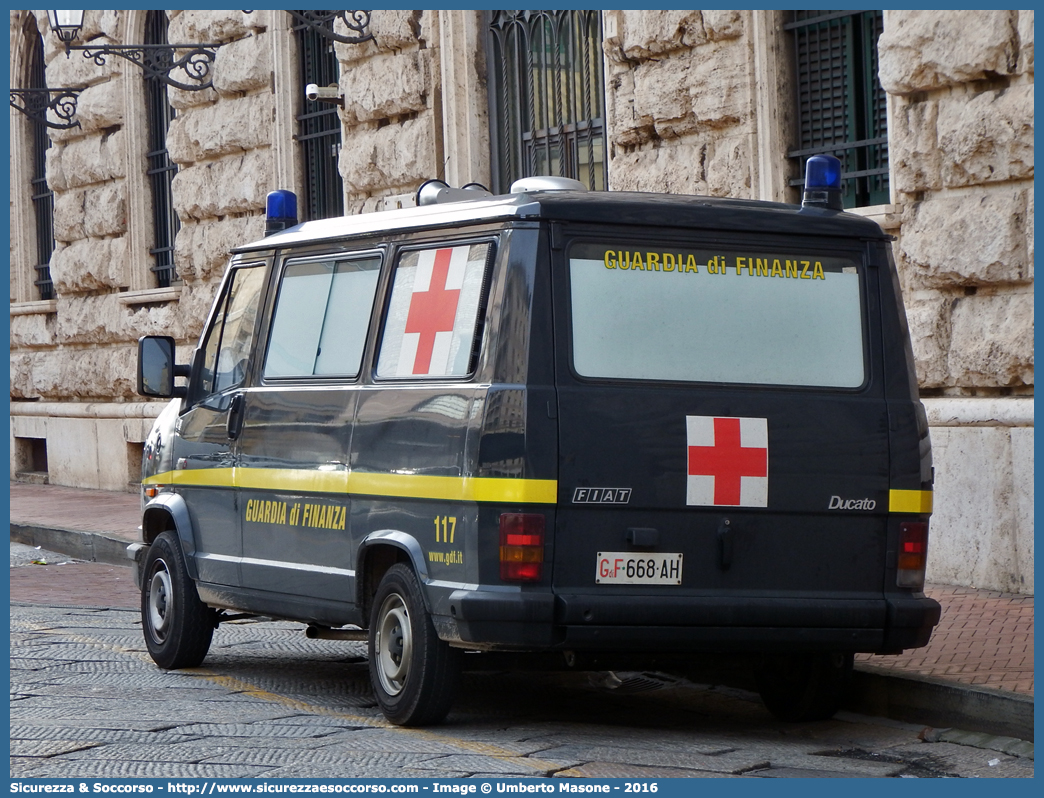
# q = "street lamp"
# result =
<box><xmin>47</xmin><ymin>10</ymin><xmax>85</xmax><ymax>52</ymax></box>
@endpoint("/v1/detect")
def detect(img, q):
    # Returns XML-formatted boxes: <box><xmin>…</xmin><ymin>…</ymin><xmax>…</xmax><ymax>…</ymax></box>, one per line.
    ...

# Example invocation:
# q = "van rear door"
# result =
<box><xmin>551</xmin><ymin>233</ymin><xmax>893</xmax><ymax>647</ymax></box>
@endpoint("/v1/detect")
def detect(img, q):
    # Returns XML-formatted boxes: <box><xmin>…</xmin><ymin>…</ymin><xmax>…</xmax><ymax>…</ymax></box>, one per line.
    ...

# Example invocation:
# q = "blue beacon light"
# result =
<box><xmin>801</xmin><ymin>154</ymin><xmax>844</xmax><ymax>211</ymax></box>
<box><xmin>265</xmin><ymin>190</ymin><xmax>299</xmax><ymax>236</ymax></box>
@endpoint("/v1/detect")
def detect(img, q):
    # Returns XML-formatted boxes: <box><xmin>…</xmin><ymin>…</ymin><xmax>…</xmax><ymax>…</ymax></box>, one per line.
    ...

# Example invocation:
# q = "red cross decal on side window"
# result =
<box><xmin>686</xmin><ymin>416</ymin><xmax>769</xmax><ymax>507</ymax></box>
<box><xmin>405</xmin><ymin>248</ymin><xmax>461</xmax><ymax>375</ymax></box>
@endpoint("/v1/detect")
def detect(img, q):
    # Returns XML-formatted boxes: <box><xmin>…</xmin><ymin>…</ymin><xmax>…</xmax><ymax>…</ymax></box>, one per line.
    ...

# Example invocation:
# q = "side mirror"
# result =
<box><xmin>138</xmin><ymin>336</ymin><xmax>185</xmax><ymax>398</ymax></box>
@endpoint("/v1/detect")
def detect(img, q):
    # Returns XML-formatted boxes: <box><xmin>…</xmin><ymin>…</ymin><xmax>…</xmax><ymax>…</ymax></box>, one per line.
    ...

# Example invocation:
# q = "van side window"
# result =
<box><xmin>376</xmin><ymin>242</ymin><xmax>492</xmax><ymax>378</ymax></box>
<box><xmin>264</xmin><ymin>255</ymin><xmax>381</xmax><ymax>379</ymax></box>
<box><xmin>197</xmin><ymin>265</ymin><xmax>267</xmax><ymax>397</ymax></box>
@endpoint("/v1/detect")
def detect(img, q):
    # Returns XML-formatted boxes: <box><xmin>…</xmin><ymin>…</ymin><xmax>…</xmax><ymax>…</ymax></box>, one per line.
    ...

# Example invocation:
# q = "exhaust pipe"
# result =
<box><xmin>305</xmin><ymin>624</ymin><xmax>367</xmax><ymax>641</ymax></box>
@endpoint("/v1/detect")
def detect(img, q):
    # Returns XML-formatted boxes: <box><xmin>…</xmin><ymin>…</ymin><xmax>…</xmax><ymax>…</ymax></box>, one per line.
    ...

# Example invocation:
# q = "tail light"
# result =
<box><xmin>897</xmin><ymin>521</ymin><xmax>929</xmax><ymax>589</ymax></box>
<box><xmin>499</xmin><ymin>513</ymin><xmax>545</xmax><ymax>582</ymax></box>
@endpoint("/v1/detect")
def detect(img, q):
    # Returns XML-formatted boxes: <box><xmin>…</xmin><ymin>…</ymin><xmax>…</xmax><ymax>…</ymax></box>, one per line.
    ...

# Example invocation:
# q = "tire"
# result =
<box><xmin>141</xmin><ymin>530</ymin><xmax>215</xmax><ymax>669</ymax></box>
<box><xmin>368</xmin><ymin>563</ymin><xmax>460</xmax><ymax>726</ymax></box>
<box><xmin>755</xmin><ymin>652</ymin><xmax>853</xmax><ymax>722</ymax></box>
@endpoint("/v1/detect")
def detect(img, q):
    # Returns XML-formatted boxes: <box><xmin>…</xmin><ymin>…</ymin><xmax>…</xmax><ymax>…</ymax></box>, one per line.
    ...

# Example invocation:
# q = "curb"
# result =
<box><xmin>847</xmin><ymin>664</ymin><xmax>1034</xmax><ymax>743</ymax></box>
<box><xmin>11</xmin><ymin>523</ymin><xmax>134</xmax><ymax>568</ymax></box>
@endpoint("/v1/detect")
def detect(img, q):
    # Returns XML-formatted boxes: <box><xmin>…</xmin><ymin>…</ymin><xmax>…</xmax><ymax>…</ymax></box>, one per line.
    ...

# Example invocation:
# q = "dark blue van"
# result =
<box><xmin>135</xmin><ymin>157</ymin><xmax>939</xmax><ymax>726</ymax></box>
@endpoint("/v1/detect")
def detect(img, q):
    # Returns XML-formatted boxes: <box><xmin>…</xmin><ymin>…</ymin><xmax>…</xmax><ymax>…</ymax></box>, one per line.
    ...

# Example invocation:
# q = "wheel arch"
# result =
<box><xmin>142</xmin><ymin>493</ymin><xmax>199</xmax><ymax>580</ymax></box>
<box><xmin>356</xmin><ymin>531</ymin><xmax>431</xmax><ymax>622</ymax></box>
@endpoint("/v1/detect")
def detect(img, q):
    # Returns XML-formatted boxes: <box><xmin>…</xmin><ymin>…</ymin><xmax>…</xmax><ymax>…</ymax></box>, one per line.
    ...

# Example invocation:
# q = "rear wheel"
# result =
<box><xmin>368</xmin><ymin>563</ymin><xmax>459</xmax><ymax>726</ymax></box>
<box><xmin>141</xmin><ymin>531</ymin><xmax>215</xmax><ymax>669</ymax></box>
<box><xmin>755</xmin><ymin>652</ymin><xmax>853</xmax><ymax>722</ymax></box>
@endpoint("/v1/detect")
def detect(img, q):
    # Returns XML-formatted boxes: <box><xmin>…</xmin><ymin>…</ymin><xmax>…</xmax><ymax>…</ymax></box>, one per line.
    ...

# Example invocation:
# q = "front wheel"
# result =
<box><xmin>755</xmin><ymin>652</ymin><xmax>853</xmax><ymax>722</ymax></box>
<box><xmin>141</xmin><ymin>531</ymin><xmax>215</xmax><ymax>669</ymax></box>
<box><xmin>368</xmin><ymin>563</ymin><xmax>459</xmax><ymax>726</ymax></box>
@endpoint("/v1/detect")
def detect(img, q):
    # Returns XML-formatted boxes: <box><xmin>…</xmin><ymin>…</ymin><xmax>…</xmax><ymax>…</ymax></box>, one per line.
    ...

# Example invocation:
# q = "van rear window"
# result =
<box><xmin>568</xmin><ymin>242</ymin><xmax>865</xmax><ymax>388</ymax></box>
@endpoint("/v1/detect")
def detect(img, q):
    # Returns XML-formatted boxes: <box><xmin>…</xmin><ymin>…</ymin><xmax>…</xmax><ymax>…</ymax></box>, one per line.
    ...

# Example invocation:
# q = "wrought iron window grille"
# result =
<box><xmin>487</xmin><ymin>9</ymin><xmax>607</xmax><ymax>194</ymax></box>
<box><xmin>786</xmin><ymin>10</ymin><xmax>889</xmax><ymax>208</ymax></box>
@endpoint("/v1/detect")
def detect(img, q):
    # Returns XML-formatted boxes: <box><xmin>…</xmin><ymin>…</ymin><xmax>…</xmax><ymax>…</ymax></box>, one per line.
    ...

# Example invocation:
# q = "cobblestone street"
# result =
<box><xmin>9</xmin><ymin>553</ymin><xmax>1034</xmax><ymax>780</ymax></box>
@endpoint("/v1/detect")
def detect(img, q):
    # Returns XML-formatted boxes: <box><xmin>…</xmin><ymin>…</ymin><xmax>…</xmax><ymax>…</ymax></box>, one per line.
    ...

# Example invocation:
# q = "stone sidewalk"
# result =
<box><xmin>9</xmin><ymin>480</ymin><xmax>1034</xmax><ymax>741</ymax></box>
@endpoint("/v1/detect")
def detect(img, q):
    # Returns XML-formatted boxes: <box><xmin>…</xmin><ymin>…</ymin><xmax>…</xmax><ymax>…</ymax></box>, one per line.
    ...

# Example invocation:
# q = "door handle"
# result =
<box><xmin>227</xmin><ymin>393</ymin><xmax>245</xmax><ymax>440</ymax></box>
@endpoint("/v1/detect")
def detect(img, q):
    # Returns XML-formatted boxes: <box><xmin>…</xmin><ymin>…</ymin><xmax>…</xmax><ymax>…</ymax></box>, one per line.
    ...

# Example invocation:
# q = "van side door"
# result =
<box><xmin>173</xmin><ymin>262</ymin><xmax>267</xmax><ymax>588</ymax></box>
<box><xmin>234</xmin><ymin>251</ymin><xmax>382</xmax><ymax>622</ymax></box>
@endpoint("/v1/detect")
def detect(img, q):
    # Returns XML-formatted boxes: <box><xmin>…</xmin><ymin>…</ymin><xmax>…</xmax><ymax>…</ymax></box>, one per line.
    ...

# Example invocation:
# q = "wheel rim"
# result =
<box><xmin>147</xmin><ymin>558</ymin><xmax>174</xmax><ymax>644</ymax></box>
<box><xmin>375</xmin><ymin>592</ymin><xmax>412</xmax><ymax>696</ymax></box>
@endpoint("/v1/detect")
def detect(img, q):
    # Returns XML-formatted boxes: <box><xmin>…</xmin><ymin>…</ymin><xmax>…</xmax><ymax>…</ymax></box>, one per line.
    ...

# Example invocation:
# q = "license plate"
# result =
<box><xmin>596</xmin><ymin>552</ymin><xmax>683</xmax><ymax>585</ymax></box>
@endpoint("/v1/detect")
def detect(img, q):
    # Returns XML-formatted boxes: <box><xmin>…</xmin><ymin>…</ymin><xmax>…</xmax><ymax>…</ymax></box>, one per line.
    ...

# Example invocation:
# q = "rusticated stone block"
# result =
<box><xmin>172</xmin><ymin>150</ymin><xmax>271</xmax><ymax>221</ymax></box>
<box><xmin>46</xmin><ymin>44</ymin><xmax>122</xmax><ymax>90</ymax></box>
<box><xmin>605</xmin><ymin>68</ymin><xmax>655</xmax><ymax>148</ymax></box>
<box><xmin>168</xmin><ymin>10</ymin><xmax>255</xmax><ymax>45</ymax></box>
<box><xmin>52</xmin><ymin>190</ymin><xmax>86</xmax><ymax>243</ymax></box>
<box><xmin>167</xmin><ymin>92</ymin><xmax>273</xmax><ymax>163</ymax></box>
<box><xmin>937</xmin><ymin>83</ymin><xmax>1034</xmax><ymax>188</ymax></box>
<box><xmin>900</xmin><ymin>191</ymin><xmax>1030</xmax><ymax>286</ymax></box>
<box><xmin>124</xmin><ymin>296</ymin><xmax>187</xmax><ymax>342</ymax></box>
<box><xmin>171</xmin><ymin>279</ymin><xmax>223</xmax><ymax>341</ymax></box>
<box><xmin>609</xmin><ymin>140</ymin><xmax>709</xmax><ymax>195</ymax></box>
<box><xmin>705</xmin><ymin>136</ymin><xmax>753</xmax><ymax>198</ymax></box>
<box><xmin>54</xmin><ymin>293</ymin><xmax>127</xmax><ymax>345</ymax></box>
<box><xmin>167</xmin><ymin>85</ymin><xmax>219</xmax><ymax>112</ymax></box>
<box><xmin>879</xmin><ymin>10</ymin><xmax>1018</xmax><ymax>93</ymax></box>
<box><xmin>46</xmin><ymin>131</ymin><xmax>126</xmax><ymax>191</ymax></box>
<box><xmin>50</xmin><ymin>237</ymin><xmax>128</xmax><ymax>293</ymax></box>
<box><xmin>615</xmin><ymin>41</ymin><xmax>748</xmax><ymax>145</ymax></box>
<box><xmin>701</xmin><ymin>10</ymin><xmax>744</xmax><ymax>41</ymax></box>
<box><xmin>78</xmin><ymin>9</ymin><xmax>122</xmax><ymax>43</ymax></box>
<box><xmin>55</xmin><ymin>345</ymin><xmax>138</xmax><ymax>400</ymax></box>
<box><xmin>340</xmin><ymin>50</ymin><xmax>430</xmax><ymax>125</ymax></box>
<box><xmin>615</xmin><ymin>10</ymin><xmax>706</xmax><ymax>60</ymax></box>
<box><xmin>213</xmin><ymin>32</ymin><xmax>272</xmax><ymax>96</ymax></box>
<box><xmin>74</xmin><ymin>79</ymin><xmax>124</xmax><ymax>132</ymax></box>
<box><xmin>174</xmin><ymin>215</ymin><xmax>263</xmax><ymax>283</ymax></box>
<box><xmin>340</xmin><ymin>116</ymin><xmax>436</xmax><ymax>194</ymax></box>
<box><xmin>83</xmin><ymin>183</ymin><xmax>127</xmax><ymax>238</ymax></box>
<box><xmin>948</xmin><ymin>291</ymin><xmax>1034</xmax><ymax>387</ymax></box>
<box><xmin>336</xmin><ymin>10</ymin><xmax>423</xmax><ymax>64</ymax></box>
<box><xmin>890</xmin><ymin>99</ymin><xmax>942</xmax><ymax>193</ymax></box>
<box><xmin>10</xmin><ymin>312</ymin><xmax>57</xmax><ymax>350</ymax></box>
<box><xmin>10</xmin><ymin>353</ymin><xmax>37</xmax><ymax>400</ymax></box>
<box><xmin>902</xmin><ymin>294</ymin><xmax>952</xmax><ymax>388</ymax></box>
<box><xmin>53</xmin><ymin>183</ymin><xmax>126</xmax><ymax>242</ymax></box>
<box><xmin>1018</xmin><ymin>10</ymin><xmax>1034</xmax><ymax>74</ymax></box>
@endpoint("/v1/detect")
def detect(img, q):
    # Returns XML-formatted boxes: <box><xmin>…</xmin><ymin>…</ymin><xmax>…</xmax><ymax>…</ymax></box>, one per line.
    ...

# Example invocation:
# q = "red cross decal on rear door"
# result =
<box><xmin>404</xmin><ymin>248</ymin><xmax>461</xmax><ymax>375</ymax></box>
<box><xmin>686</xmin><ymin>416</ymin><xmax>769</xmax><ymax>507</ymax></box>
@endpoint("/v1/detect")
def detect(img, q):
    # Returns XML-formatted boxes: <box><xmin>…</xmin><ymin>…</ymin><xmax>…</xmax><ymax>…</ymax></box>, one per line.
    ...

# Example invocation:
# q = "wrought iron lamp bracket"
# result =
<box><xmin>9</xmin><ymin>87</ymin><xmax>82</xmax><ymax>129</ymax></box>
<box><xmin>285</xmin><ymin>10</ymin><xmax>374</xmax><ymax>44</ymax></box>
<box><xmin>67</xmin><ymin>43</ymin><xmax>220</xmax><ymax>91</ymax></box>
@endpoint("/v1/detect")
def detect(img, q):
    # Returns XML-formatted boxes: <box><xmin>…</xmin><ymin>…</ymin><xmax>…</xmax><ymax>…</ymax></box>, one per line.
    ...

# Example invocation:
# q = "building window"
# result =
<box><xmin>786</xmin><ymin>10</ymin><xmax>888</xmax><ymax>207</ymax></box>
<box><xmin>26</xmin><ymin>16</ymin><xmax>54</xmax><ymax>300</ymax></box>
<box><xmin>294</xmin><ymin>13</ymin><xmax>344</xmax><ymax>220</ymax></box>
<box><xmin>144</xmin><ymin>10</ymin><xmax>180</xmax><ymax>287</ymax></box>
<box><xmin>487</xmin><ymin>10</ymin><xmax>606</xmax><ymax>193</ymax></box>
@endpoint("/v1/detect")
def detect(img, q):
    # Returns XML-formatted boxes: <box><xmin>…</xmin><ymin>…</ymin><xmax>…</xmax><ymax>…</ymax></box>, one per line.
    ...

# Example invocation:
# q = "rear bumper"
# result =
<box><xmin>444</xmin><ymin>589</ymin><xmax>940</xmax><ymax>654</ymax></box>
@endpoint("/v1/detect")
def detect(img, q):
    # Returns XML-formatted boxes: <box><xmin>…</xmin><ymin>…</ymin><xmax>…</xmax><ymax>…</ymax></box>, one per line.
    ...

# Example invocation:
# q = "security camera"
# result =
<box><xmin>305</xmin><ymin>83</ymin><xmax>342</xmax><ymax>104</ymax></box>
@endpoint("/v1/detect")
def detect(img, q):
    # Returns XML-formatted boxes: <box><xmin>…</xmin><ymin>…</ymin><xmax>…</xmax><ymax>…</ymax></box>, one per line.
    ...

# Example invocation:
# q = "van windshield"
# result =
<box><xmin>568</xmin><ymin>242</ymin><xmax>865</xmax><ymax>388</ymax></box>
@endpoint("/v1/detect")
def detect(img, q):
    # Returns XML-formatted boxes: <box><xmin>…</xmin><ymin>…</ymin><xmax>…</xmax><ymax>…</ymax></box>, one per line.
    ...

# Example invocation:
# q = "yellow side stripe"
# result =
<box><xmin>145</xmin><ymin>469</ymin><xmax>929</xmax><ymax>514</ymax></box>
<box><xmin>889</xmin><ymin>489</ymin><xmax>933</xmax><ymax>514</ymax></box>
<box><xmin>144</xmin><ymin>468</ymin><xmax>558</xmax><ymax>505</ymax></box>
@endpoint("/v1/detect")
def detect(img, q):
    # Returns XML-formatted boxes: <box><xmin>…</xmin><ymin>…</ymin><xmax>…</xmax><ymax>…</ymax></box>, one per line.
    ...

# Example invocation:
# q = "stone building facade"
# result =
<box><xmin>9</xmin><ymin>10</ymin><xmax>1033</xmax><ymax>593</ymax></box>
